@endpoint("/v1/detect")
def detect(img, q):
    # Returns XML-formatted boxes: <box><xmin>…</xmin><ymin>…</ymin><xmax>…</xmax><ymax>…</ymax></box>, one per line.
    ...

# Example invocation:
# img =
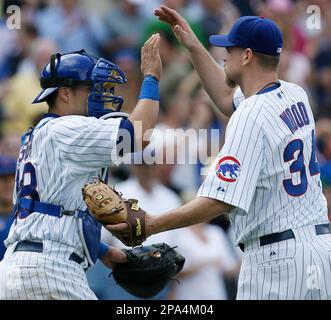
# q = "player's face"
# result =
<box><xmin>223</xmin><ymin>47</ymin><xmax>244</xmax><ymax>88</ymax></box>
<box><xmin>69</xmin><ymin>86</ymin><xmax>92</xmax><ymax>116</ymax></box>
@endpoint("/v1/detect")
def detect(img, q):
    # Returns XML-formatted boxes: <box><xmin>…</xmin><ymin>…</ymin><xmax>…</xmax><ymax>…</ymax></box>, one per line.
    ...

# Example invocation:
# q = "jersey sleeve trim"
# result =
<box><xmin>117</xmin><ymin>118</ymin><xmax>135</xmax><ymax>156</ymax></box>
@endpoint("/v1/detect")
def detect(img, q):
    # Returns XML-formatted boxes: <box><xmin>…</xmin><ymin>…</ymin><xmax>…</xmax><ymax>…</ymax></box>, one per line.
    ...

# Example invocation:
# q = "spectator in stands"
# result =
<box><xmin>35</xmin><ymin>0</ymin><xmax>106</xmax><ymax>55</ymax></box>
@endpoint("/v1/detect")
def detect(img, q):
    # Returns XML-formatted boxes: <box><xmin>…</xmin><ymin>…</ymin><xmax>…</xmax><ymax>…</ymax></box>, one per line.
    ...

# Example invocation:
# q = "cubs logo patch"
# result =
<box><xmin>215</xmin><ymin>156</ymin><xmax>241</xmax><ymax>182</ymax></box>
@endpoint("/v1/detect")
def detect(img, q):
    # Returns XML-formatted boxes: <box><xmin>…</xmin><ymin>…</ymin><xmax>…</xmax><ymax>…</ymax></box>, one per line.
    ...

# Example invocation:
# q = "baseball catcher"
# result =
<box><xmin>0</xmin><ymin>32</ymin><xmax>164</xmax><ymax>300</ymax></box>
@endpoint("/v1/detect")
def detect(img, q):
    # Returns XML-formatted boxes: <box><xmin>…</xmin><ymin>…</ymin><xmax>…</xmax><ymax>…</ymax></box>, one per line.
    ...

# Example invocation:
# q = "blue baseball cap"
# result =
<box><xmin>209</xmin><ymin>16</ymin><xmax>283</xmax><ymax>56</ymax></box>
<box><xmin>0</xmin><ymin>156</ymin><xmax>17</xmax><ymax>176</ymax></box>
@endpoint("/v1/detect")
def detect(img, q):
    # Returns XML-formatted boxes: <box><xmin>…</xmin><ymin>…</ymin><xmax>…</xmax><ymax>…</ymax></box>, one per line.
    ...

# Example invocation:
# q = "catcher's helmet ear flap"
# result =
<box><xmin>32</xmin><ymin>49</ymin><xmax>97</xmax><ymax>104</ymax></box>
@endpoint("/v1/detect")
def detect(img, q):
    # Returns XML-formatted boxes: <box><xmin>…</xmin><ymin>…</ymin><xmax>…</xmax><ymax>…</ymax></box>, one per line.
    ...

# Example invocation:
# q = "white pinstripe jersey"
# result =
<box><xmin>5</xmin><ymin>115</ymin><xmax>122</xmax><ymax>255</ymax></box>
<box><xmin>197</xmin><ymin>80</ymin><xmax>328</xmax><ymax>245</ymax></box>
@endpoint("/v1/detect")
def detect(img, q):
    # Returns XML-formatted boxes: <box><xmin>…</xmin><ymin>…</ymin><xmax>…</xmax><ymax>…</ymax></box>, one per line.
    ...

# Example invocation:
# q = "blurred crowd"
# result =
<box><xmin>0</xmin><ymin>0</ymin><xmax>331</xmax><ymax>300</ymax></box>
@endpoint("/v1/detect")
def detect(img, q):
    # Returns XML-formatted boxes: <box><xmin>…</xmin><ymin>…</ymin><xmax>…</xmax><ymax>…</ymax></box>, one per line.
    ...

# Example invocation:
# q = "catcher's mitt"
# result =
<box><xmin>82</xmin><ymin>180</ymin><xmax>146</xmax><ymax>247</ymax></box>
<box><xmin>111</xmin><ymin>243</ymin><xmax>185</xmax><ymax>298</ymax></box>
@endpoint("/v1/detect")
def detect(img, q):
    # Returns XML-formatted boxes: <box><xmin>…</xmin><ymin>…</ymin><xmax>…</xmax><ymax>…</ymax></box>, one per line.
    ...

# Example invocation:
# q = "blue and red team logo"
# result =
<box><xmin>215</xmin><ymin>156</ymin><xmax>241</xmax><ymax>182</ymax></box>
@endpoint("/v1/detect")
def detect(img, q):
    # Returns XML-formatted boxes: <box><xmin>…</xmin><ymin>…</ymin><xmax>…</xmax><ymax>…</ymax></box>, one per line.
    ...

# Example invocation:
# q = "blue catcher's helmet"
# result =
<box><xmin>32</xmin><ymin>49</ymin><xmax>127</xmax><ymax>118</ymax></box>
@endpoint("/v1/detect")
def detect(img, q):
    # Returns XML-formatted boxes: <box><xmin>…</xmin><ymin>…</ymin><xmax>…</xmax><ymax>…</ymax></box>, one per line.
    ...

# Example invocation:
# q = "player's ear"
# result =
<box><xmin>242</xmin><ymin>48</ymin><xmax>253</xmax><ymax>66</ymax></box>
<box><xmin>57</xmin><ymin>87</ymin><xmax>71</xmax><ymax>104</ymax></box>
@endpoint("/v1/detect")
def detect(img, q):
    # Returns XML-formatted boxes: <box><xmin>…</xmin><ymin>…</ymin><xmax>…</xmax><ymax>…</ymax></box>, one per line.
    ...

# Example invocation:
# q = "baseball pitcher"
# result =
<box><xmin>108</xmin><ymin>7</ymin><xmax>331</xmax><ymax>300</ymax></box>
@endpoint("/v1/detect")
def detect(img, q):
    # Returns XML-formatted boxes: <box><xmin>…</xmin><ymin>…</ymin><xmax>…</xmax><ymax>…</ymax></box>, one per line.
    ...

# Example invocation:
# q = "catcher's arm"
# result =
<box><xmin>128</xmin><ymin>33</ymin><xmax>162</xmax><ymax>150</ymax></box>
<box><xmin>107</xmin><ymin>197</ymin><xmax>233</xmax><ymax>238</ymax></box>
<box><xmin>99</xmin><ymin>244</ymin><xmax>128</xmax><ymax>269</ymax></box>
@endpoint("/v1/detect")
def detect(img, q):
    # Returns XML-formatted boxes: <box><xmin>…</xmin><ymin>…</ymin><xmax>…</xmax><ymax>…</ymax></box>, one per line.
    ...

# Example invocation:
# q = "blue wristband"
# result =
<box><xmin>98</xmin><ymin>242</ymin><xmax>109</xmax><ymax>259</ymax></box>
<box><xmin>139</xmin><ymin>75</ymin><xmax>160</xmax><ymax>101</ymax></box>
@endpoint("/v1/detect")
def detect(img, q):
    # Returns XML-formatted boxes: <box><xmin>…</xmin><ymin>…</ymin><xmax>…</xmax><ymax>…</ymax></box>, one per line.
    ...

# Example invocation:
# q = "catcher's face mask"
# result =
<box><xmin>87</xmin><ymin>58</ymin><xmax>127</xmax><ymax>118</ymax></box>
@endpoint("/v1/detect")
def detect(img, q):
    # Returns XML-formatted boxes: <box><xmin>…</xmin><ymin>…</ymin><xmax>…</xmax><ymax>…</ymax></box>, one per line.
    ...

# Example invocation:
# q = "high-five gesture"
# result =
<box><xmin>154</xmin><ymin>6</ymin><xmax>200</xmax><ymax>51</ymax></box>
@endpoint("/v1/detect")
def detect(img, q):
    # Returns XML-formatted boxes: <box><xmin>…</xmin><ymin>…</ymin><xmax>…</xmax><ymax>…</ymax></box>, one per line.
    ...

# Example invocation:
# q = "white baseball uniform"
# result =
<box><xmin>0</xmin><ymin>114</ymin><xmax>122</xmax><ymax>300</ymax></box>
<box><xmin>197</xmin><ymin>80</ymin><xmax>331</xmax><ymax>299</ymax></box>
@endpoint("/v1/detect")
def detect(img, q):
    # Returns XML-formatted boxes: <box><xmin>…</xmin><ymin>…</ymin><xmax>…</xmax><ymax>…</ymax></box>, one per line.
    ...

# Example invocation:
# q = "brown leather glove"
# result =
<box><xmin>82</xmin><ymin>180</ymin><xmax>146</xmax><ymax>247</ymax></box>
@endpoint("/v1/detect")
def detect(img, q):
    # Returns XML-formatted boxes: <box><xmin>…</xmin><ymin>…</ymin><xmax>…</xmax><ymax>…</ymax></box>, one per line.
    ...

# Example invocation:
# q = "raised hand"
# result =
<box><xmin>141</xmin><ymin>33</ymin><xmax>162</xmax><ymax>80</ymax></box>
<box><xmin>154</xmin><ymin>5</ymin><xmax>200</xmax><ymax>50</ymax></box>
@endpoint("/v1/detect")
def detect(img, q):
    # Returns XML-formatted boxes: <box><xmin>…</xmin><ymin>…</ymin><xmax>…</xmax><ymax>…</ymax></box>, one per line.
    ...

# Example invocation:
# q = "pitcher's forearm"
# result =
<box><xmin>147</xmin><ymin>197</ymin><xmax>233</xmax><ymax>236</ymax></box>
<box><xmin>189</xmin><ymin>43</ymin><xmax>234</xmax><ymax>117</ymax></box>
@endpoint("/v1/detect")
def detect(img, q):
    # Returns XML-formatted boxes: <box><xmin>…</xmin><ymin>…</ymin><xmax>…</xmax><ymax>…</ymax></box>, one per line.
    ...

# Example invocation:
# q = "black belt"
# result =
<box><xmin>239</xmin><ymin>223</ymin><xmax>331</xmax><ymax>252</ymax></box>
<box><xmin>14</xmin><ymin>241</ymin><xmax>84</xmax><ymax>265</ymax></box>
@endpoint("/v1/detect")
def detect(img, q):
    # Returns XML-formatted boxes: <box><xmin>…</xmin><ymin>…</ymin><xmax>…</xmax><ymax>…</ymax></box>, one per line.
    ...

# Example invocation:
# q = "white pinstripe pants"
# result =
<box><xmin>0</xmin><ymin>244</ymin><xmax>97</xmax><ymax>300</ymax></box>
<box><xmin>237</xmin><ymin>225</ymin><xmax>331</xmax><ymax>300</ymax></box>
